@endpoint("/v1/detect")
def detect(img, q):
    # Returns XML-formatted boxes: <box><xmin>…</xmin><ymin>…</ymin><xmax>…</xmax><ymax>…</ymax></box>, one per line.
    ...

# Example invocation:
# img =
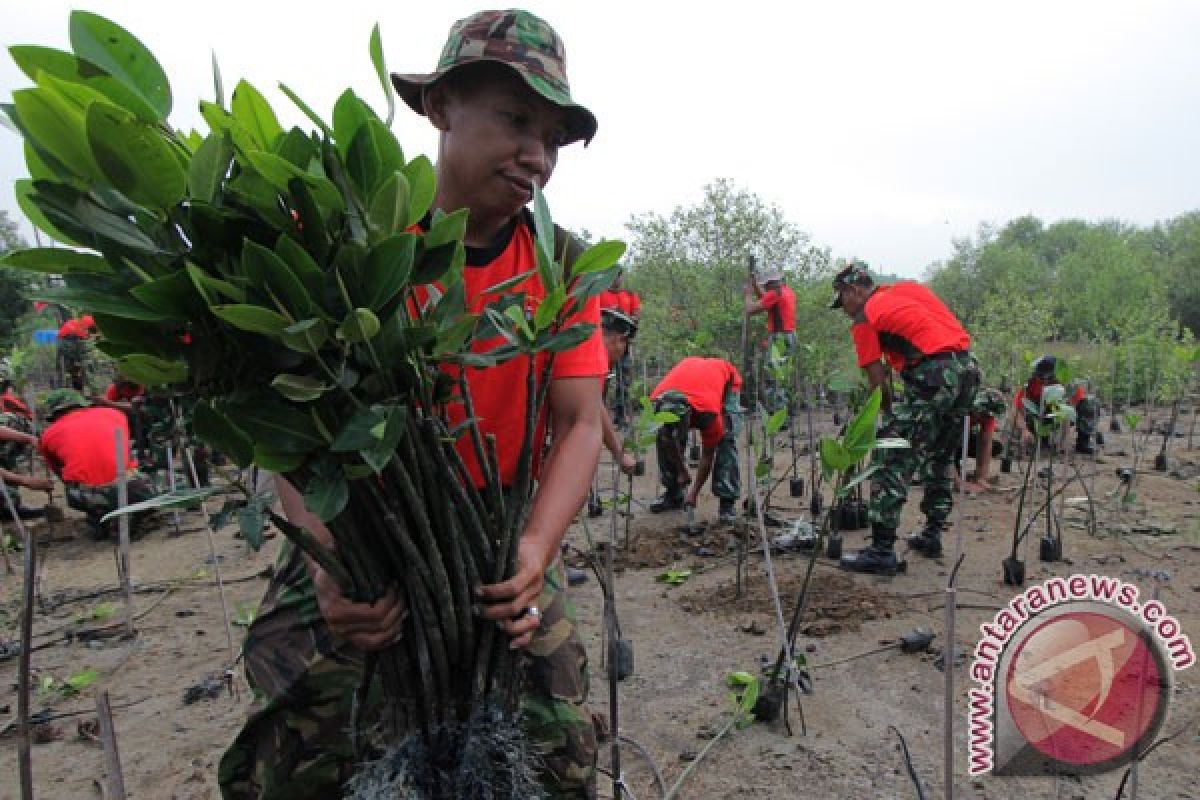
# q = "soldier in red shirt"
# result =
<box><xmin>221</xmin><ymin>11</ymin><xmax>606</xmax><ymax>798</ymax></box>
<box><xmin>598</xmin><ymin>271</ymin><xmax>639</xmax><ymax>425</ymax></box>
<box><xmin>746</xmin><ymin>267</ymin><xmax>797</xmax><ymax>413</ymax></box>
<box><xmin>1014</xmin><ymin>355</ymin><xmax>1098</xmax><ymax>455</ymax></box>
<box><xmin>56</xmin><ymin>314</ymin><xmax>95</xmax><ymax>391</ymax></box>
<box><xmin>649</xmin><ymin>357</ymin><xmax>742</xmax><ymax>524</ymax></box>
<box><xmin>37</xmin><ymin>389</ymin><xmax>155</xmax><ymax>539</ymax></box>
<box><xmin>829</xmin><ymin>263</ymin><xmax>980</xmax><ymax>574</ymax></box>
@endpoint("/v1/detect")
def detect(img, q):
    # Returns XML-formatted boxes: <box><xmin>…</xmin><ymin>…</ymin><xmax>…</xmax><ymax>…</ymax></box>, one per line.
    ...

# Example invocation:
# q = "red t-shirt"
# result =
<box><xmin>105</xmin><ymin>383</ymin><xmax>145</xmax><ymax>403</ymax></box>
<box><xmin>1</xmin><ymin>390</ymin><xmax>31</xmax><ymax>419</ymax></box>
<box><xmin>761</xmin><ymin>284</ymin><xmax>796</xmax><ymax>333</ymax></box>
<box><xmin>39</xmin><ymin>407</ymin><xmax>137</xmax><ymax>485</ymax></box>
<box><xmin>650</xmin><ymin>357</ymin><xmax>742</xmax><ymax>448</ymax></box>
<box><xmin>850</xmin><ymin>282</ymin><xmax>970</xmax><ymax>371</ymax></box>
<box><xmin>427</xmin><ymin>219</ymin><xmax>606</xmax><ymax>488</ymax></box>
<box><xmin>58</xmin><ymin>318</ymin><xmax>89</xmax><ymax>339</ymax></box>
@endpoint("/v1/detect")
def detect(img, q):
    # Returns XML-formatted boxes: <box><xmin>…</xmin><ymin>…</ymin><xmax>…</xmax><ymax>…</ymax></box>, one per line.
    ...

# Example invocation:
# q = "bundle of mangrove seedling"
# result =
<box><xmin>2</xmin><ymin>13</ymin><xmax>621</xmax><ymax>796</ymax></box>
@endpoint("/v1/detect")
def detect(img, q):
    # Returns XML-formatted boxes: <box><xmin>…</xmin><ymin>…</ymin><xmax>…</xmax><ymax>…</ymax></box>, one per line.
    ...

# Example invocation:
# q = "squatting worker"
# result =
<box><xmin>745</xmin><ymin>266</ymin><xmax>797</xmax><ymax>414</ymax></box>
<box><xmin>829</xmin><ymin>262</ymin><xmax>980</xmax><ymax>574</ymax></box>
<box><xmin>219</xmin><ymin>10</ymin><xmax>606</xmax><ymax>799</ymax></box>
<box><xmin>1015</xmin><ymin>355</ymin><xmax>1099</xmax><ymax>455</ymax></box>
<box><xmin>648</xmin><ymin>356</ymin><xmax>742</xmax><ymax>525</ymax></box>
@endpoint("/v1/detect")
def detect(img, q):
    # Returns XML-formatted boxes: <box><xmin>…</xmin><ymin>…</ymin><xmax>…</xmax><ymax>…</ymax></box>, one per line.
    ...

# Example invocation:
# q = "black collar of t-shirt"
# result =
<box><xmin>418</xmin><ymin>208</ymin><xmax>534</xmax><ymax>268</ymax></box>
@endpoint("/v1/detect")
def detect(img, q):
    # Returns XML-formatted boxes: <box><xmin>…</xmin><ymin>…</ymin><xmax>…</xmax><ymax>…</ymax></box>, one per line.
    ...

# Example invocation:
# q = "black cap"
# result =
<box><xmin>601</xmin><ymin>307</ymin><xmax>637</xmax><ymax>339</ymax></box>
<box><xmin>829</xmin><ymin>262</ymin><xmax>874</xmax><ymax>309</ymax></box>
<box><xmin>1032</xmin><ymin>355</ymin><xmax>1057</xmax><ymax>378</ymax></box>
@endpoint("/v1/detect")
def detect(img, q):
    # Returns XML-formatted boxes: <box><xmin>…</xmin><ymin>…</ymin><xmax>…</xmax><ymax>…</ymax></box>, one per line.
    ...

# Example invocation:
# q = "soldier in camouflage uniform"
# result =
<box><xmin>37</xmin><ymin>389</ymin><xmax>155</xmax><ymax>539</ymax></box>
<box><xmin>648</xmin><ymin>357</ymin><xmax>743</xmax><ymax>525</ymax></box>
<box><xmin>1016</xmin><ymin>355</ymin><xmax>1099</xmax><ymax>455</ymax></box>
<box><xmin>830</xmin><ymin>263</ymin><xmax>980</xmax><ymax>573</ymax></box>
<box><xmin>219</xmin><ymin>10</ymin><xmax>602</xmax><ymax>798</ymax></box>
<box><xmin>745</xmin><ymin>267</ymin><xmax>798</xmax><ymax>416</ymax></box>
<box><xmin>0</xmin><ymin>411</ymin><xmax>53</xmax><ymax>515</ymax></box>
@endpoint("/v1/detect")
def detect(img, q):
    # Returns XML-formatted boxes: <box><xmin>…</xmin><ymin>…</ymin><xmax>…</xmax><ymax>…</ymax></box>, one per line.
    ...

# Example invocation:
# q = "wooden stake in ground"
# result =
<box><xmin>113</xmin><ymin>429</ymin><xmax>134</xmax><ymax>637</ymax></box>
<box><xmin>944</xmin><ymin>415</ymin><xmax>971</xmax><ymax>800</ymax></box>
<box><xmin>1</xmin><ymin>473</ymin><xmax>37</xmax><ymax>800</ymax></box>
<box><xmin>95</xmin><ymin>690</ymin><xmax>128</xmax><ymax>800</ymax></box>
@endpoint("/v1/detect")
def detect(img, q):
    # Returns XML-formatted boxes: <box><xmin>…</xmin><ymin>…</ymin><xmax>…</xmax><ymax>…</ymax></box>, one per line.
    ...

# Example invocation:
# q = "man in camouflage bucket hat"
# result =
<box><xmin>830</xmin><ymin>261</ymin><xmax>980</xmax><ymax>572</ymax></box>
<box><xmin>221</xmin><ymin>9</ymin><xmax>604</xmax><ymax>799</ymax></box>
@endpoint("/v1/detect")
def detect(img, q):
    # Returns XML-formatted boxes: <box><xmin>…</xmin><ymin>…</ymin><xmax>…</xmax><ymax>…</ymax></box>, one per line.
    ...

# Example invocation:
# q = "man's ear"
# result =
<box><xmin>423</xmin><ymin>84</ymin><xmax>451</xmax><ymax>131</ymax></box>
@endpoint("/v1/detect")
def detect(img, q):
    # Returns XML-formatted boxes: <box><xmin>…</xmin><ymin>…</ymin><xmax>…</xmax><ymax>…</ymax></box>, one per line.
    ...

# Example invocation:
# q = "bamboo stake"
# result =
<box><xmin>944</xmin><ymin>415</ymin><xmax>971</xmax><ymax>800</ymax></box>
<box><xmin>95</xmin><ymin>690</ymin><xmax>128</xmax><ymax>799</ymax></box>
<box><xmin>184</xmin><ymin>448</ymin><xmax>236</xmax><ymax>663</ymax></box>
<box><xmin>2</xmin><ymin>473</ymin><xmax>36</xmax><ymax>800</ymax></box>
<box><xmin>165</xmin><ymin>444</ymin><xmax>182</xmax><ymax>536</ymax></box>
<box><xmin>113</xmin><ymin>429</ymin><xmax>133</xmax><ymax>637</ymax></box>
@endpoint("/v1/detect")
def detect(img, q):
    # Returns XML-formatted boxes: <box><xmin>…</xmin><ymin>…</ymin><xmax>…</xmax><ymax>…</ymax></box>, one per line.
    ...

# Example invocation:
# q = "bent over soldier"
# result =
<box><xmin>648</xmin><ymin>357</ymin><xmax>742</xmax><ymax>525</ymax></box>
<box><xmin>830</xmin><ymin>263</ymin><xmax>980</xmax><ymax>574</ymax></box>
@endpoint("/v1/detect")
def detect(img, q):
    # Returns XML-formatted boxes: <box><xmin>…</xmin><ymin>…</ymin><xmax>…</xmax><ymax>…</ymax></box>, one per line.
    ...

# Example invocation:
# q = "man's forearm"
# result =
<box><xmin>600</xmin><ymin>407</ymin><xmax>623</xmax><ymax>459</ymax></box>
<box><xmin>524</xmin><ymin>414</ymin><xmax>601</xmax><ymax>570</ymax></box>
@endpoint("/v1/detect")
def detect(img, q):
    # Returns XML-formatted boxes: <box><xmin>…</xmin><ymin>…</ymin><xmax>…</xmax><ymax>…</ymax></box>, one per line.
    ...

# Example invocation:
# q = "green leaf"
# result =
<box><xmin>369</xmin><ymin>24</ymin><xmax>396</xmax><ymax>126</ymax></box>
<box><xmin>238</xmin><ymin>505</ymin><xmax>266</xmax><ymax>550</ymax></box>
<box><xmin>483</xmin><ymin>268</ymin><xmax>537</xmax><ymax>296</ymax></box>
<box><xmin>243</xmin><ymin>151</ymin><xmax>342</xmax><ymax>213</ymax></box>
<box><xmin>536</xmin><ymin>324</ymin><xmax>596</xmax><ymax>354</ymax></box>
<box><xmin>63</xmin><ymin>669</ymin><xmax>99</xmax><ymax>695</ymax></box>
<box><xmin>211</xmin><ymin>304</ymin><xmax>290</xmax><ymax>337</ymax></box>
<box><xmin>9</xmin><ymin>45</ymin><xmax>160</xmax><ymax>122</ymax></box>
<box><xmin>402</xmin><ymin>155</ymin><xmax>436</xmax><ymax>228</ymax></box>
<box><xmin>242</xmin><ymin>239</ymin><xmax>313</xmax><ymax>317</ymax></box>
<box><xmin>363</xmin><ymin>233</ymin><xmax>417</xmax><ymax>311</ymax></box>
<box><xmin>303</xmin><ymin>460</ymin><xmax>349</xmax><ymax>522</ymax></box>
<box><xmin>275</xmin><ymin>235</ymin><xmax>326</xmax><ymax>302</ymax></box>
<box><xmin>192</xmin><ymin>401</ymin><xmax>253</xmax><ymax>468</ymax></box>
<box><xmin>0</xmin><ymin>247</ymin><xmax>111</xmax><ymax>274</ymax></box>
<box><xmin>368</xmin><ymin>171</ymin><xmax>411</xmax><ymax>239</ymax></box>
<box><xmin>230</xmin><ymin>80</ymin><xmax>283</xmax><ymax>150</ymax></box>
<box><xmin>331</xmin><ymin>407</ymin><xmax>385</xmax><ymax>452</ymax></box>
<box><xmin>100</xmin><ymin>488</ymin><xmax>216</xmax><ymax>522</ymax></box>
<box><xmin>332</xmin><ymin>89</ymin><xmax>378</xmax><ymax>158</ymax></box>
<box><xmin>424</xmin><ymin>208</ymin><xmax>469</xmax><ymax>249</ymax></box>
<box><xmin>252</xmin><ymin>447</ymin><xmax>305</xmax><ymax>473</ymax></box>
<box><xmin>186</xmin><ymin>263</ymin><xmax>245</xmax><ymax>305</ymax></box>
<box><xmin>347</xmin><ymin>118</ymin><xmax>404</xmax><ymax>200</ymax></box>
<box><xmin>224</xmin><ymin>393</ymin><xmax>324</xmax><ymax>454</ymax></box>
<box><xmin>819</xmin><ymin>437</ymin><xmax>854</xmax><ymax>476</ymax></box>
<box><xmin>842</xmin><ymin>387</ymin><xmax>882</xmax><ymax>458</ymax></box>
<box><xmin>68</xmin><ymin>11</ymin><xmax>171</xmax><ymax>120</ymax></box>
<box><xmin>838</xmin><ymin>463</ymin><xmax>881</xmax><ymax>497</ymax></box>
<box><xmin>36</xmin><ymin>287</ymin><xmax>172</xmax><ymax>322</ymax></box>
<box><xmin>277</xmin><ymin>83</ymin><xmax>332</xmax><ymax>137</ymax></box>
<box><xmin>15</xmin><ymin>180</ymin><xmax>83</xmax><ymax>246</ymax></box>
<box><xmin>766</xmin><ymin>408</ymin><xmax>788</xmax><ymax>436</ymax></box>
<box><xmin>86</xmin><ymin>101</ymin><xmax>187</xmax><ymax>208</ymax></box>
<box><xmin>271</xmin><ymin>373</ymin><xmax>328</xmax><ymax>403</ymax></box>
<box><xmin>12</xmin><ymin>86</ymin><xmax>97</xmax><ymax>181</ymax></box>
<box><xmin>337</xmin><ymin>308</ymin><xmax>381</xmax><ymax>343</ymax></box>
<box><xmin>360</xmin><ymin>405</ymin><xmax>407</xmax><ymax>473</ymax></box>
<box><xmin>570</xmin><ymin>239</ymin><xmax>626</xmax><ymax>276</ymax></box>
<box><xmin>211</xmin><ymin>51</ymin><xmax>224</xmax><ymax>108</ymax></box>
<box><xmin>432</xmin><ymin>314</ymin><xmax>479</xmax><ymax>357</ymax></box>
<box><xmin>280</xmin><ymin>317</ymin><xmax>330</xmax><ymax>354</ymax></box>
<box><xmin>188</xmin><ymin>133</ymin><xmax>233</xmax><ymax>204</ymax></box>
<box><xmin>533</xmin><ymin>286</ymin><xmax>567</xmax><ymax>332</ymax></box>
<box><xmin>114</xmin><ymin>354</ymin><xmax>188</xmax><ymax>385</ymax></box>
<box><xmin>532</xmin><ymin>183</ymin><xmax>556</xmax><ymax>277</ymax></box>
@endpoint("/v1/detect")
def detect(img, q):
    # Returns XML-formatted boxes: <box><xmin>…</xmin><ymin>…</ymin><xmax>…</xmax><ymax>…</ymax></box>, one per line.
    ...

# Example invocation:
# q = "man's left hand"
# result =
<box><xmin>476</xmin><ymin>536</ymin><xmax>548</xmax><ymax>649</ymax></box>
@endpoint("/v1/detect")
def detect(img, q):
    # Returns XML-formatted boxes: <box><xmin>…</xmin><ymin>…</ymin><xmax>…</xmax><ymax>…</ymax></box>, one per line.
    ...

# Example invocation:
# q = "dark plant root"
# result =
<box><xmin>345</xmin><ymin>705</ymin><xmax>546</xmax><ymax>800</ymax></box>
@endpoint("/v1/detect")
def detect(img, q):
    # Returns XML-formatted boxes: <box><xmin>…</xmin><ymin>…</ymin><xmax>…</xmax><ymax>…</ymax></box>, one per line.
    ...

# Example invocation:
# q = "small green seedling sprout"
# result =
<box><xmin>655</xmin><ymin>569</ymin><xmax>692</xmax><ymax>586</ymax></box>
<box><xmin>726</xmin><ymin>670</ymin><xmax>761</xmax><ymax>730</ymax></box>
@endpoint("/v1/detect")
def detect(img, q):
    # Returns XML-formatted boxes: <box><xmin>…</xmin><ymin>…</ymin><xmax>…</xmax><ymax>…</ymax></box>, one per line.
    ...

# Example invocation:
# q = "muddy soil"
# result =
<box><xmin>2</xmin><ymin>415</ymin><xmax>1198</xmax><ymax>799</ymax></box>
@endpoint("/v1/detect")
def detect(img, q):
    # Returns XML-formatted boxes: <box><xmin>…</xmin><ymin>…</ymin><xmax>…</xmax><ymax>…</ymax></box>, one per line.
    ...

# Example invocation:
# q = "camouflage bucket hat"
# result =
<box><xmin>973</xmin><ymin>387</ymin><xmax>1008</xmax><ymax>419</ymax></box>
<box><xmin>43</xmin><ymin>388</ymin><xmax>87</xmax><ymax>420</ymax></box>
<box><xmin>829</xmin><ymin>262</ymin><xmax>874</xmax><ymax>309</ymax></box>
<box><xmin>391</xmin><ymin>9</ymin><xmax>598</xmax><ymax>146</ymax></box>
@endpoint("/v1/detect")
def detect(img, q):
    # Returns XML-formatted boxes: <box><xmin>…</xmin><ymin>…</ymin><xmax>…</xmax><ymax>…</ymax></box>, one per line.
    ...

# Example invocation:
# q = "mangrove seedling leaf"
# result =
<box><xmin>192</xmin><ymin>401</ymin><xmax>254</xmax><ymax>468</ymax></box>
<box><xmin>569</xmin><ymin>239</ymin><xmax>626</xmax><ymax>276</ymax></box>
<box><xmin>337</xmin><ymin>308</ymin><xmax>381</xmax><ymax>343</ymax></box>
<box><xmin>68</xmin><ymin>11</ymin><xmax>171</xmax><ymax>120</ymax></box>
<box><xmin>230</xmin><ymin>79</ymin><xmax>283</xmax><ymax>150</ymax></box>
<box><xmin>368</xmin><ymin>170</ymin><xmax>410</xmax><ymax>239</ymax></box>
<box><xmin>211</xmin><ymin>304</ymin><xmax>290</xmax><ymax>337</ymax></box>
<box><xmin>271</xmin><ymin>374</ymin><xmax>328</xmax><ymax>403</ymax></box>
<box><xmin>368</xmin><ymin>23</ymin><xmax>395</xmax><ymax>126</ymax></box>
<box><xmin>101</xmin><ymin>488</ymin><xmax>216</xmax><ymax>522</ymax></box>
<box><xmin>303</xmin><ymin>459</ymin><xmax>349</xmax><ymax>522</ymax></box>
<box><xmin>115</xmin><ymin>354</ymin><xmax>188</xmax><ymax>385</ymax></box>
<box><xmin>85</xmin><ymin>101</ymin><xmax>186</xmax><ymax>209</ymax></box>
<box><xmin>188</xmin><ymin>133</ymin><xmax>234</xmax><ymax>204</ymax></box>
<box><xmin>238</xmin><ymin>505</ymin><xmax>267</xmax><ymax>550</ymax></box>
<box><xmin>402</xmin><ymin>155</ymin><xmax>436</xmax><ymax>228</ymax></box>
<box><xmin>347</xmin><ymin>117</ymin><xmax>403</xmax><ymax>200</ymax></box>
<box><xmin>766</xmin><ymin>407</ymin><xmax>788</xmax><ymax>437</ymax></box>
<box><xmin>0</xmin><ymin>247</ymin><xmax>112</xmax><ymax>274</ymax></box>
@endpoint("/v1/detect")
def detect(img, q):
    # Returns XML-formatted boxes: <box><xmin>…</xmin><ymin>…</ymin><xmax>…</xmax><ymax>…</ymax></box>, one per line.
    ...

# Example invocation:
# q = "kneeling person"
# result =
<box><xmin>649</xmin><ymin>357</ymin><xmax>742</xmax><ymax>524</ymax></box>
<box><xmin>37</xmin><ymin>389</ymin><xmax>154</xmax><ymax>539</ymax></box>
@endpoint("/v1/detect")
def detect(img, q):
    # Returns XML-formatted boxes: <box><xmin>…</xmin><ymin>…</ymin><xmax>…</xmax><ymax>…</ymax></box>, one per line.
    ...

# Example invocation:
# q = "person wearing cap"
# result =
<box><xmin>599</xmin><ymin>308</ymin><xmax>639</xmax><ymax>475</ymax></box>
<box><xmin>648</xmin><ymin>357</ymin><xmax>743</xmax><ymax>524</ymax></box>
<box><xmin>220</xmin><ymin>10</ymin><xmax>605</xmax><ymax>799</ymax></box>
<box><xmin>37</xmin><ymin>388</ymin><xmax>154</xmax><ymax>539</ymax></box>
<box><xmin>829</xmin><ymin>262</ymin><xmax>980</xmax><ymax>573</ymax></box>
<box><xmin>1015</xmin><ymin>355</ymin><xmax>1098</xmax><ymax>455</ymax></box>
<box><xmin>745</xmin><ymin>267</ymin><xmax>797</xmax><ymax>414</ymax></box>
<box><xmin>598</xmin><ymin>271</ymin><xmax>640</xmax><ymax>425</ymax></box>
<box><xmin>56</xmin><ymin>313</ymin><xmax>94</xmax><ymax>391</ymax></box>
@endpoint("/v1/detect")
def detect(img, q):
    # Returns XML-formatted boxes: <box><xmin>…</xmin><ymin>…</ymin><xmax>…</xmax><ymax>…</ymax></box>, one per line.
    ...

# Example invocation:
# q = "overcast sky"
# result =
<box><xmin>3</xmin><ymin>0</ymin><xmax>1199</xmax><ymax>278</ymax></box>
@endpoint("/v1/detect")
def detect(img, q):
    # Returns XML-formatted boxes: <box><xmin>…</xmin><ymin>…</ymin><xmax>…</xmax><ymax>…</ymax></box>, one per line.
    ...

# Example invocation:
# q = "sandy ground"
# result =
<box><xmin>2</xmin><ymin>413</ymin><xmax>1198</xmax><ymax>800</ymax></box>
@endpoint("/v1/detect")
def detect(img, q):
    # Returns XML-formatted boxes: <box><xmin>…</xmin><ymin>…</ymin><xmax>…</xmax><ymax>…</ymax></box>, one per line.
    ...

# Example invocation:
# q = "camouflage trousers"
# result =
<box><xmin>64</xmin><ymin>476</ymin><xmax>156</xmax><ymax>533</ymax></box>
<box><xmin>218</xmin><ymin>544</ymin><xmax>597</xmax><ymax>799</ymax></box>
<box><xmin>870</xmin><ymin>352</ymin><xmax>981</xmax><ymax>531</ymax></box>
<box><xmin>764</xmin><ymin>332</ymin><xmax>796</xmax><ymax>415</ymax></box>
<box><xmin>655</xmin><ymin>390</ymin><xmax>741</xmax><ymax>501</ymax></box>
<box><xmin>57</xmin><ymin>336</ymin><xmax>87</xmax><ymax>390</ymax></box>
